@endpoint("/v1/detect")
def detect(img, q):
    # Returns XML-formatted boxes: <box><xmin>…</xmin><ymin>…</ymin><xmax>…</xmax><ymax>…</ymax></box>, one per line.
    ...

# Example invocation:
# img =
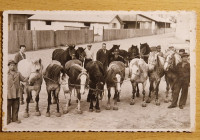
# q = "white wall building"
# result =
<box><xmin>28</xmin><ymin>14</ymin><xmax>123</xmax><ymax>35</ymax></box>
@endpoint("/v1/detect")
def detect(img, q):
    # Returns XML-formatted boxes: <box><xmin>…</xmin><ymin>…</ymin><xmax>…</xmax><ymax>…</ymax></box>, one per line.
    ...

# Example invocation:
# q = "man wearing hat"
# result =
<box><xmin>156</xmin><ymin>45</ymin><xmax>164</xmax><ymax>57</ymax></box>
<box><xmin>179</xmin><ymin>49</ymin><xmax>185</xmax><ymax>56</ymax></box>
<box><xmin>84</xmin><ymin>44</ymin><xmax>94</xmax><ymax>68</ymax></box>
<box><xmin>7</xmin><ymin>60</ymin><xmax>28</xmax><ymax>124</ymax></box>
<box><xmin>110</xmin><ymin>49</ymin><xmax>125</xmax><ymax>64</ymax></box>
<box><xmin>168</xmin><ymin>52</ymin><xmax>190</xmax><ymax>109</ymax></box>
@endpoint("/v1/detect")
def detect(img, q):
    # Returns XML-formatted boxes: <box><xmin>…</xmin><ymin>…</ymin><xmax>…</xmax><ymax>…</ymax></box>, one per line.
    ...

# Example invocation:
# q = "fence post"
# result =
<box><xmin>93</xmin><ymin>26</ymin><xmax>94</xmax><ymax>43</ymax></box>
<box><xmin>32</xmin><ymin>30</ymin><xmax>38</xmax><ymax>51</ymax></box>
<box><xmin>102</xmin><ymin>26</ymin><xmax>104</xmax><ymax>41</ymax></box>
<box><xmin>54</xmin><ymin>31</ymin><xmax>56</xmax><ymax>47</ymax></box>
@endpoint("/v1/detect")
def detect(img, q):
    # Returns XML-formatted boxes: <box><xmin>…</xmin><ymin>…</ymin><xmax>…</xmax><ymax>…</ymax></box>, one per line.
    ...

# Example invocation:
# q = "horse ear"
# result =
<box><xmin>39</xmin><ymin>58</ymin><xmax>42</xmax><ymax>64</ymax></box>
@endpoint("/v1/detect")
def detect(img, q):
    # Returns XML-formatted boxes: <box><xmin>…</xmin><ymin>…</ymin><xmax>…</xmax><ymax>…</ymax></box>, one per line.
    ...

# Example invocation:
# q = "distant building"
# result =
<box><xmin>28</xmin><ymin>14</ymin><xmax>124</xmax><ymax>35</ymax></box>
<box><xmin>8</xmin><ymin>14</ymin><xmax>33</xmax><ymax>30</ymax></box>
<box><xmin>119</xmin><ymin>14</ymin><xmax>172</xmax><ymax>31</ymax></box>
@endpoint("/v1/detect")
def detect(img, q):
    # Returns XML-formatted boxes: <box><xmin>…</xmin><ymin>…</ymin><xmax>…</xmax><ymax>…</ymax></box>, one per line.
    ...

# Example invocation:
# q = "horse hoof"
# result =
<box><xmin>76</xmin><ymin>100</ymin><xmax>78</xmax><ymax>103</ymax></box>
<box><xmin>20</xmin><ymin>101</ymin><xmax>24</xmax><ymax>105</ymax></box>
<box><xmin>56</xmin><ymin>112</ymin><xmax>61</xmax><ymax>117</ymax></box>
<box><xmin>106</xmin><ymin>106</ymin><xmax>111</xmax><ymax>110</ymax></box>
<box><xmin>23</xmin><ymin>112</ymin><xmax>29</xmax><ymax>118</ymax></box>
<box><xmin>164</xmin><ymin>99</ymin><xmax>169</xmax><ymax>103</ymax></box>
<box><xmin>89</xmin><ymin>109</ymin><xmax>93</xmax><ymax>112</ymax></box>
<box><xmin>46</xmin><ymin>112</ymin><xmax>50</xmax><ymax>117</ymax></box>
<box><xmin>35</xmin><ymin>111</ymin><xmax>41</xmax><ymax>116</ymax></box>
<box><xmin>63</xmin><ymin>110</ymin><xmax>69</xmax><ymax>114</ymax></box>
<box><xmin>30</xmin><ymin>99</ymin><xmax>34</xmax><ymax>103</ymax></box>
<box><xmin>117</xmin><ymin>99</ymin><xmax>120</xmax><ymax>102</ymax></box>
<box><xmin>95</xmin><ymin>109</ymin><xmax>101</xmax><ymax>113</ymax></box>
<box><xmin>142</xmin><ymin>102</ymin><xmax>147</xmax><ymax>107</ymax></box>
<box><xmin>146</xmin><ymin>98</ymin><xmax>151</xmax><ymax>103</ymax></box>
<box><xmin>130</xmin><ymin>101</ymin><xmax>135</xmax><ymax>105</ymax></box>
<box><xmin>156</xmin><ymin>102</ymin><xmax>160</xmax><ymax>106</ymax></box>
<box><xmin>113</xmin><ymin>106</ymin><xmax>118</xmax><ymax>110</ymax></box>
<box><xmin>136</xmin><ymin>94</ymin><xmax>140</xmax><ymax>97</ymax></box>
<box><xmin>77</xmin><ymin>110</ymin><xmax>83</xmax><ymax>114</ymax></box>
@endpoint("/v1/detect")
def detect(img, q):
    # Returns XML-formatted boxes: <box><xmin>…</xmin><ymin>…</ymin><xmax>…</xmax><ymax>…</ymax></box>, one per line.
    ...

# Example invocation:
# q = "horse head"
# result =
<box><xmin>76</xmin><ymin>47</ymin><xmax>86</xmax><ymax>62</ymax></box>
<box><xmin>29</xmin><ymin>58</ymin><xmax>43</xmax><ymax>85</ymax></box>
<box><xmin>60</xmin><ymin>72</ymin><xmax>70</xmax><ymax>93</ymax></box>
<box><xmin>129</xmin><ymin>61</ymin><xmax>140</xmax><ymax>81</ymax></box>
<box><xmin>67</xmin><ymin>44</ymin><xmax>76</xmax><ymax>60</ymax></box>
<box><xmin>95</xmin><ymin>81</ymin><xmax>104</xmax><ymax>100</ymax></box>
<box><xmin>140</xmin><ymin>43</ymin><xmax>150</xmax><ymax>55</ymax></box>
<box><xmin>108</xmin><ymin>67</ymin><xmax>123</xmax><ymax>93</ymax></box>
<box><xmin>164</xmin><ymin>52</ymin><xmax>181</xmax><ymax>71</ymax></box>
<box><xmin>148</xmin><ymin>52</ymin><xmax>158</xmax><ymax>71</ymax></box>
<box><xmin>77</xmin><ymin>69</ymin><xmax>89</xmax><ymax>94</ymax></box>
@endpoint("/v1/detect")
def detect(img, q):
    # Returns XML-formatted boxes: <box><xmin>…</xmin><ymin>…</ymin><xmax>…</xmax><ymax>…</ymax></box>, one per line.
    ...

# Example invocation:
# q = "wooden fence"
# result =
<box><xmin>8</xmin><ymin>28</ymin><xmax>175</xmax><ymax>53</ymax></box>
<box><xmin>103</xmin><ymin>28</ymin><xmax>175</xmax><ymax>41</ymax></box>
<box><xmin>8</xmin><ymin>29</ymin><xmax>94</xmax><ymax>53</ymax></box>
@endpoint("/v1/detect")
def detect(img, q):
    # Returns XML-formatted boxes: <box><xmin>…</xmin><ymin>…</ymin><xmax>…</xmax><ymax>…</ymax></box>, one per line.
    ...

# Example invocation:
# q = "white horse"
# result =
<box><xmin>129</xmin><ymin>58</ymin><xmax>148</xmax><ymax>107</ymax></box>
<box><xmin>18</xmin><ymin>58</ymin><xmax>43</xmax><ymax>118</ymax></box>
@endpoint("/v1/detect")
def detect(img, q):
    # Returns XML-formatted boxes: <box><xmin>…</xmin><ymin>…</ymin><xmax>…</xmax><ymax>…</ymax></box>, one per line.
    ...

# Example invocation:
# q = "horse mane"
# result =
<box><xmin>174</xmin><ymin>53</ymin><xmax>182</xmax><ymax>65</ymax></box>
<box><xmin>140</xmin><ymin>43</ymin><xmax>151</xmax><ymax>55</ymax></box>
<box><xmin>45</xmin><ymin>64</ymin><xmax>63</xmax><ymax>81</ymax></box>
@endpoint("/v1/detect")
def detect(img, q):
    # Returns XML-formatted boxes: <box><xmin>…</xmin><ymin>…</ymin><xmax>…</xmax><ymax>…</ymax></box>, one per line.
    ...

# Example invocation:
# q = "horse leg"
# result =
<box><xmin>29</xmin><ymin>91</ymin><xmax>34</xmax><ymax>103</ymax></box>
<box><xmin>146</xmin><ymin>80</ymin><xmax>153</xmax><ymax>103</ymax></box>
<box><xmin>52</xmin><ymin>91</ymin><xmax>56</xmax><ymax>104</ymax></box>
<box><xmin>23</xmin><ymin>88</ymin><xmax>30</xmax><ymax>118</ymax></box>
<box><xmin>63</xmin><ymin>91</ymin><xmax>71</xmax><ymax>114</ymax></box>
<box><xmin>106</xmin><ymin>88</ymin><xmax>111</xmax><ymax>110</ymax></box>
<box><xmin>164</xmin><ymin>76</ymin><xmax>170</xmax><ymax>103</ymax></box>
<box><xmin>55</xmin><ymin>88</ymin><xmax>61</xmax><ymax>117</ymax></box>
<box><xmin>117</xmin><ymin>88</ymin><xmax>121</xmax><ymax>102</ymax></box>
<box><xmin>155</xmin><ymin>80</ymin><xmax>161</xmax><ymax>106</ymax></box>
<box><xmin>76</xmin><ymin>90</ymin><xmax>82</xmax><ymax>114</ymax></box>
<box><xmin>95</xmin><ymin>96</ymin><xmax>100</xmax><ymax>112</ymax></box>
<box><xmin>141</xmin><ymin>81</ymin><xmax>147</xmax><ymax>107</ymax></box>
<box><xmin>89</xmin><ymin>90</ymin><xmax>94</xmax><ymax>112</ymax></box>
<box><xmin>46</xmin><ymin>90</ymin><xmax>51</xmax><ymax>117</ymax></box>
<box><xmin>113</xmin><ymin>89</ymin><xmax>118</xmax><ymax>110</ymax></box>
<box><xmin>130</xmin><ymin>82</ymin><xmax>136</xmax><ymax>105</ymax></box>
<box><xmin>136</xmin><ymin>83</ymin><xmax>140</xmax><ymax>97</ymax></box>
<box><xmin>35</xmin><ymin>88</ymin><xmax>41</xmax><ymax>116</ymax></box>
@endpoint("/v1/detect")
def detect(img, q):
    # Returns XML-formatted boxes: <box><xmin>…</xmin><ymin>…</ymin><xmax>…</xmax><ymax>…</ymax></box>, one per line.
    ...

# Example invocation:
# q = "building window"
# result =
<box><xmin>112</xmin><ymin>23</ymin><xmax>117</xmax><ymax>28</ymax></box>
<box><xmin>84</xmin><ymin>22</ymin><xmax>90</xmax><ymax>26</ymax></box>
<box><xmin>45</xmin><ymin>21</ymin><xmax>51</xmax><ymax>25</ymax></box>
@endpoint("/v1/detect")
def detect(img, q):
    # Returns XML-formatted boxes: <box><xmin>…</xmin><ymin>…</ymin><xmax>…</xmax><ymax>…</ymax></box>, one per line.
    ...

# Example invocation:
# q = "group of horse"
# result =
<box><xmin>17</xmin><ymin>43</ymin><xmax>182</xmax><ymax>118</ymax></box>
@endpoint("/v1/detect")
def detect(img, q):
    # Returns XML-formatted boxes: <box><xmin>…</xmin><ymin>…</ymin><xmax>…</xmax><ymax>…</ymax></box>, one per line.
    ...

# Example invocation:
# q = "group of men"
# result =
<box><xmin>7</xmin><ymin>42</ymin><xmax>190</xmax><ymax>125</ymax></box>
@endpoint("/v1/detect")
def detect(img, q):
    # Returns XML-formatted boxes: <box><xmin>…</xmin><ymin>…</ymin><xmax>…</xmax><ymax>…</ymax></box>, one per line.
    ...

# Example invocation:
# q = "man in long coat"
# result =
<box><xmin>96</xmin><ymin>43</ymin><xmax>109</xmax><ymax>72</ymax></box>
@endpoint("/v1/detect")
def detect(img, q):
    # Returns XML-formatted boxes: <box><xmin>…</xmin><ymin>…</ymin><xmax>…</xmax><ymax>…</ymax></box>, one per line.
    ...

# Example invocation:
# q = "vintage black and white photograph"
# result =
<box><xmin>2</xmin><ymin>10</ymin><xmax>196</xmax><ymax>131</ymax></box>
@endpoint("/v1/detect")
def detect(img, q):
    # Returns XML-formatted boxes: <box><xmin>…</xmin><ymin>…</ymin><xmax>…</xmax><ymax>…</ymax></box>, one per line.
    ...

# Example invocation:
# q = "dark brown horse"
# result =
<box><xmin>64</xmin><ymin>60</ymin><xmax>89</xmax><ymax>114</ymax></box>
<box><xmin>105</xmin><ymin>61</ymin><xmax>125</xmax><ymax>110</ymax></box>
<box><xmin>128</xmin><ymin>45</ymin><xmax>140</xmax><ymax>61</ymax></box>
<box><xmin>140</xmin><ymin>43</ymin><xmax>151</xmax><ymax>63</ymax></box>
<box><xmin>164</xmin><ymin>51</ymin><xmax>182</xmax><ymax>102</ymax></box>
<box><xmin>85</xmin><ymin>61</ymin><xmax>105</xmax><ymax>112</ymax></box>
<box><xmin>75</xmin><ymin>47</ymin><xmax>86</xmax><ymax>64</ymax></box>
<box><xmin>147</xmin><ymin>52</ymin><xmax>165</xmax><ymax>105</ymax></box>
<box><xmin>43</xmin><ymin>61</ymin><xmax>68</xmax><ymax>117</ymax></box>
<box><xmin>52</xmin><ymin>45</ymin><xmax>76</xmax><ymax>66</ymax></box>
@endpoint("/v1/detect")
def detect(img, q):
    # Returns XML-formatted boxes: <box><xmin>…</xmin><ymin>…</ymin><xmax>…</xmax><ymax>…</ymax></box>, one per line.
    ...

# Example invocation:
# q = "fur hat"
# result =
<box><xmin>8</xmin><ymin>60</ymin><xmax>16</xmax><ymax>66</ymax></box>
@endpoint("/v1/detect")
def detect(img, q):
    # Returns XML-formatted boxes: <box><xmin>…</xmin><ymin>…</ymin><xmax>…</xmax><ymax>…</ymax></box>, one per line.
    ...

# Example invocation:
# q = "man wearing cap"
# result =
<box><xmin>7</xmin><ymin>60</ymin><xmax>28</xmax><ymax>124</ymax></box>
<box><xmin>84</xmin><ymin>44</ymin><xmax>94</xmax><ymax>68</ymax></box>
<box><xmin>110</xmin><ymin>49</ymin><xmax>125</xmax><ymax>64</ymax></box>
<box><xmin>168</xmin><ymin>52</ymin><xmax>190</xmax><ymax>109</ymax></box>
<box><xmin>179</xmin><ymin>49</ymin><xmax>185</xmax><ymax>56</ymax></box>
<box><xmin>156</xmin><ymin>45</ymin><xmax>164</xmax><ymax>57</ymax></box>
<box><xmin>96</xmin><ymin>43</ymin><xmax>109</xmax><ymax>72</ymax></box>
